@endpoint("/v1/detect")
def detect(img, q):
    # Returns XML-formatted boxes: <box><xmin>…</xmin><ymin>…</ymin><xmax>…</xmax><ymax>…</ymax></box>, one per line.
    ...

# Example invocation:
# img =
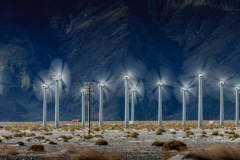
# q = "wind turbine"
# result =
<box><xmin>33</xmin><ymin>70</ymin><xmax>55</xmax><ymax>126</ymax></box>
<box><xmin>71</xmin><ymin>80</ymin><xmax>88</xmax><ymax>126</ymax></box>
<box><xmin>146</xmin><ymin>67</ymin><xmax>175</xmax><ymax>126</ymax></box>
<box><xmin>129</xmin><ymin>79</ymin><xmax>145</xmax><ymax>122</ymax></box>
<box><xmin>206</xmin><ymin>67</ymin><xmax>236</xmax><ymax>126</ymax></box>
<box><xmin>89</xmin><ymin>68</ymin><xmax>117</xmax><ymax>127</ymax></box>
<box><xmin>174</xmin><ymin>75</ymin><xmax>197</xmax><ymax>125</ymax></box>
<box><xmin>114</xmin><ymin>57</ymin><xmax>147</xmax><ymax>128</ymax></box>
<box><xmin>181</xmin><ymin>58</ymin><xmax>218</xmax><ymax>128</ymax></box>
<box><xmin>48</xmin><ymin>58</ymin><xmax>71</xmax><ymax>128</ymax></box>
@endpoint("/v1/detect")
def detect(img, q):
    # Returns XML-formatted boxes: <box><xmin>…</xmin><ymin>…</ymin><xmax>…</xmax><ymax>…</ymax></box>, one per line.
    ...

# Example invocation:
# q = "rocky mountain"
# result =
<box><xmin>0</xmin><ymin>0</ymin><xmax>240</xmax><ymax>121</ymax></box>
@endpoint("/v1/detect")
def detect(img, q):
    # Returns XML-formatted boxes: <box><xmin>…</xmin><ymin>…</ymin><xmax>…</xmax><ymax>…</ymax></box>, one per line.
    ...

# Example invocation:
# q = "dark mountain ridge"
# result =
<box><xmin>0</xmin><ymin>0</ymin><xmax>240</xmax><ymax>121</ymax></box>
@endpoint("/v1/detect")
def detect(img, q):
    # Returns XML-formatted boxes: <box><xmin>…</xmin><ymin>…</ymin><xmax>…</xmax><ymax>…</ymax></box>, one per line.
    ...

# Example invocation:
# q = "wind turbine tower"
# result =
<box><xmin>220</xmin><ymin>81</ymin><xmax>225</xmax><ymax>126</ymax></box>
<box><xmin>81</xmin><ymin>89</ymin><xmax>86</xmax><ymax>125</ymax></box>
<box><xmin>157</xmin><ymin>82</ymin><xmax>163</xmax><ymax>126</ymax></box>
<box><xmin>198</xmin><ymin>73</ymin><xmax>203</xmax><ymax>128</ymax></box>
<box><xmin>124</xmin><ymin>76</ymin><xmax>130</xmax><ymax>128</ymax></box>
<box><xmin>181</xmin><ymin>88</ymin><xmax>187</xmax><ymax>125</ymax></box>
<box><xmin>98</xmin><ymin>83</ymin><xmax>104</xmax><ymax>126</ymax></box>
<box><xmin>236</xmin><ymin>87</ymin><xmax>239</xmax><ymax>125</ymax></box>
<box><xmin>130</xmin><ymin>89</ymin><xmax>136</xmax><ymax>121</ymax></box>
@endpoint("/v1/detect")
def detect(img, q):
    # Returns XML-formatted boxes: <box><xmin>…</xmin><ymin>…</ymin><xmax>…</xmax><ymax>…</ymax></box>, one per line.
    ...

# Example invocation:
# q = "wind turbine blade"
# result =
<box><xmin>162</xmin><ymin>87</ymin><xmax>172</xmax><ymax>101</ymax></box>
<box><xmin>33</xmin><ymin>78</ymin><xmax>44</xmax><ymax>102</ymax></box>
<box><xmin>48</xmin><ymin>58</ymin><xmax>63</xmax><ymax>77</ymax></box>
<box><xmin>174</xmin><ymin>83</ymin><xmax>184</xmax><ymax>104</ymax></box>
<box><xmin>61</xmin><ymin>62</ymin><xmax>71</xmax><ymax>92</ymax></box>
<box><xmin>0</xmin><ymin>84</ymin><xmax>3</xmax><ymax>95</ymax></box>
<box><xmin>159</xmin><ymin>67</ymin><xmax>176</xmax><ymax>86</ymax></box>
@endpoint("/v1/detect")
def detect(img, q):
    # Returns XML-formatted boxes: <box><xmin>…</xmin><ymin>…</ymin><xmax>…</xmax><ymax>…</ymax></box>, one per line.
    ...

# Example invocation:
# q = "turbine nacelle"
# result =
<box><xmin>198</xmin><ymin>73</ymin><xmax>203</xmax><ymax>79</ymax></box>
<box><xmin>181</xmin><ymin>88</ymin><xmax>188</xmax><ymax>92</ymax></box>
<box><xmin>157</xmin><ymin>82</ymin><xmax>164</xmax><ymax>86</ymax></box>
<box><xmin>42</xmin><ymin>85</ymin><xmax>49</xmax><ymax>89</ymax></box>
<box><xmin>124</xmin><ymin>76</ymin><xmax>130</xmax><ymax>80</ymax></box>
<box><xmin>81</xmin><ymin>89</ymin><xmax>86</xmax><ymax>93</ymax></box>
<box><xmin>130</xmin><ymin>89</ymin><xmax>136</xmax><ymax>92</ymax></box>
<box><xmin>220</xmin><ymin>81</ymin><xmax>225</xmax><ymax>85</ymax></box>
<box><xmin>235</xmin><ymin>87</ymin><xmax>240</xmax><ymax>91</ymax></box>
<box><xmin>98</xmin><ymin>83</ymin><xmax>105</xmax><ymax>87</ymax></box>
<box><xmin>52</xmin><ymin>75</ymin><xmax>61</xmax><ymax>81</ymax></box>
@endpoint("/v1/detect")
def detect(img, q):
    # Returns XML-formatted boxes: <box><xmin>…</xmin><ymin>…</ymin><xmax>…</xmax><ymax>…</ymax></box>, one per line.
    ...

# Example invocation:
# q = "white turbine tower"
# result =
<box><xmin>198</xmin><ymin>73</ymin><xmax>203</xmax><ymax>128</ymax></box>
<box><xmin>124</xmin><ymin>75</ymin><xmax>130</xmax><ymax>128</ymax></box>
<box><xmin>220</xmin><ymin>81</ymin><xmax>225</xmax><ymax>126</ymax></box>
<box><xmin>130</xmin><ymin>89</ymin><xmax>135</xmax><ymax>121</ymax></box>
<box><xmin>33</xmin><ymin>70</ymin><xmax>55</xmax><ymax>126</ymax></box>
<box><xmin>81</xmin><ymin>89</ymin><xmax>86</xmax><ymax>125</ymax></box>
<box><xmin>235</xmin><ymin>87</ymin><xmax>239</xmax><ymax>125</ymax></box>
<box><xmin>48</xmin><ymin>58</ymin><xmax>71</xmax><ymax>128</ymax></box>
<box><xmin>181</xmin><ymin>87</ymin><xmax>187</xmax><ymax>125</ymax></box>
<box><xmin>98</xmin><ymin>83</ymin><xmax>104</xmax><ymax>126</ymax></box>
<box><xmin>146</xmin><ymin>68</ymin><xmax>175</xmax><ymax>126</ymax></box>
<box><xmin>174</xmin><ymin>75</ymin><xmax>197</xmax><ymax>125</ymax></box>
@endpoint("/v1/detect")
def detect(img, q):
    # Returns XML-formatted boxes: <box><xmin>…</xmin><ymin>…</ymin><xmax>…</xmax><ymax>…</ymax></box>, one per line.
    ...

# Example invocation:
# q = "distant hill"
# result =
<box><xmin>0</xmin><ymin>0</ymin><xmax>240</xmax><ymax>121</ymax></box>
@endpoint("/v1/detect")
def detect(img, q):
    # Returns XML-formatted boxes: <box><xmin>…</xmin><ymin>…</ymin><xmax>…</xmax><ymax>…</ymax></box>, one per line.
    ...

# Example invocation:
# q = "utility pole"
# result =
<box><xmin>85</xmin><ymin>82</ymin><xmax>95</xmax><ymax>135</ymax></box>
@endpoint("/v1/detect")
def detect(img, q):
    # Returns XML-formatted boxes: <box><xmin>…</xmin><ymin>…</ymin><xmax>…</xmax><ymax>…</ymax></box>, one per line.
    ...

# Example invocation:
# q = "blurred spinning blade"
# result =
<box><xmin>33</xmin><ymin>70</ymin><xmax>55</xmax><ymax>103</ymax></box>
<box><xmin>48</xmin><ymin>58</ymin><xmax>71</xmax><ymax>97</ymax></box>
<box><xmin>146</xmin><ymin>67</ymin><xmax>175</xmax><ymax>102</ymax></box>
<box><xmin>129</xmin><ymin>79</ymin><xmax>145</xmax><ymax>104</ymax></box>
<box><xmin>174</xmin><ymin>75</ymin><xmax>197</xmax><ymax>104</ymax></box>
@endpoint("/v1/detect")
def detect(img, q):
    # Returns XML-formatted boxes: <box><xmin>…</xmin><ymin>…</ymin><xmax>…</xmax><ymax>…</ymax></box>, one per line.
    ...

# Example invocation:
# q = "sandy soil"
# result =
<box><xmin>0</xmin><ymin>120</ymin><xmax>239</xmax><ymax>160</ymax></box>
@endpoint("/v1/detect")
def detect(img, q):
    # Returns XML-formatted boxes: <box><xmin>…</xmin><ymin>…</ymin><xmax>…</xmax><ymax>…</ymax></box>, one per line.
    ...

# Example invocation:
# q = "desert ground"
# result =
<box><xmin>1</xmin><ymin>121</ymin><xmax>240</xmax><ymax>160</ymax></box>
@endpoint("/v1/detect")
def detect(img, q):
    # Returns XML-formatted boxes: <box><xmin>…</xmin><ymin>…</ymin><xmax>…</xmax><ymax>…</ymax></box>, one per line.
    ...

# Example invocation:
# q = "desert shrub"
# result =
<box><xmin>95</xmin><ymin>140</ymin><xmax>108</xmax><ymax>145</ymax></box>
<box><xmin>28</xmin><ymin>144</ymin><xmax>44</xmax><ymax>152</ymax></box>
<box><xmin>13</xmin><ymin>132</ymin><xmax>26</xmax><ymax>137</ymax></box>
<box><xmin>128</xmin><ymin>132</ymin><xmax>138</xmax><ymax>138</ymax></box>
<box><xmin>93</xmin><ymin>127</ymin><xmax>100</xmax><ymax>131</ymax></box>
<box><xmin>182</xmin><ymin>127</ymin><xmax>190</xmax><ymax>131</ymax></box>
<box><xmin>76</xmin><ymin>134</ymin><xmax>80</xmax><ymax>136</ymax></box>
<box><xmin>185</xmin><ymin>131</ymin><xmax>194</xmax><ymax>137</ymax></box>
<box><xmin>225</xmin><ymin>131</ymin><xmax>235</xmax><ymax>134</ymax></box>
<box><xmin>94</xmin><ymin>134</ymin><xmax>103</xmax><ymax>138</ymax></box>
<box><xmin>66</xmin><ymin>136</ymin><xmax>72</xmax><ymax>140</ymax></box>
<box><xmin>44</xmin><ymin>139</ymin><xmax>50</xmax><ymax>143</ymax></box>
<box><xmin>49</xmin><ymin>141</ymin><xmax>57</xmax><ymax>145</ymax></box>
<box><xmin>233</xmin><ymin>133</ymin><xmax>240</xmax><ymax>139</ymax></box>
<box><xmin>63</xmin><ymin>139</ymin><xmax>68</xmax><ymax>142</ymax></box>
<box><xmin>155</xmin><ymin>130</ymin><xmax>162</xmax><ymax>135</ymax></box>
<box><xmin>212</xmin><ymin>131</ymin><xmax>218</xmax><ymax>135</ymax></box>
<box><xmin>157</xmin><ymin>128</ymin><xmax>166</xmax><ymax>132</ymax></box>
<box><xmin>43</xmin><ymin>132</ymin><xmax>52</xmax><ymax>135</ymax></box>
<box><xmin>202</xmin><ymin>131</ymin><xmax>206</xmax><ymax>135</ymax></box>
<box><xmin>186</xmin><ymin>144</ymin><xmax>240</xmax><ymax>159</ymax></box>
<box><xmin>199</xmin><ymin>135</ymin><xmax>207</xmax><ymax>138</ymax></box>
<box><xmin>125</xmin><ymin>131</ymin><xmax>130</xmax><ymax>134</ymax></box>
<box><xmin>2</xmin><ymin>135</ymin><xmax>13</xmax><ymax>139</ymax></box>
<box><xmin>81</xmin><ymin>134</ymin><xmax>93</xmax><ymax>139</ymax></box>
<box><xmin>171</xmin><ymin>132</ymin><xmax>176</xmax><ymax>134</ymax></box>
<box><xmin>16</xmin><ymin>141</ymin><xmax>24</xmax><ymax>146</ymax></box>
<box><xmin>24</xmin><ymin>133</ymin><xmax>36</xmax><ymax>137</ymax></box>
<box><xmin>6</xmin><ymin>147</ymin><xmax>18</xmax><ymax>155</ymax></box>
<box><xmin>219</xmin><ymin>134</ymin><xmax>224</xmax><ymax>137</ymax></box>
<box><xmin>36</xmin><ymin>136</ymin><xmax>45</xmax><ymax>140</ymax></box>
<box><xmin>0</xmin><ymin>139</ymin><xmax>2</xmax><ymax>142</ymax></box>
<box><xmin>152</xmin><ymin>141</ymin><xmax>165</xmax><ymax>146</ymax></box>
<box><xmin>59</xmin><ymin>135</ymin><xmax>66</xmax><ymax>139</ymax></box>
<box><xmin>162</xmin><ymin>140</ymin><xmax>187</xmax><ymax>151</ymax></box>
